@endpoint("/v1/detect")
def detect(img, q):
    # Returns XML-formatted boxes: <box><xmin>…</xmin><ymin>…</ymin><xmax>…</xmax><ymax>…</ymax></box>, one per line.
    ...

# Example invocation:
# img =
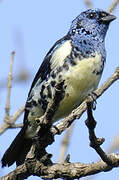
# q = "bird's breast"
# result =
<box><xmin>54</xmin><ymin>53</ymin><xmax>103</xmax><ymax>120</ymax></box>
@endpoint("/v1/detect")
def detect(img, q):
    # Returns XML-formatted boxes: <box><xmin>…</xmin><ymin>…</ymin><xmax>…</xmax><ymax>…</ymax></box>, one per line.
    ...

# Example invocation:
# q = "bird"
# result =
<box><xmin>1</xmin><ymin>9</ymin><xmax>116</xmax><ymax>167</ymax></box>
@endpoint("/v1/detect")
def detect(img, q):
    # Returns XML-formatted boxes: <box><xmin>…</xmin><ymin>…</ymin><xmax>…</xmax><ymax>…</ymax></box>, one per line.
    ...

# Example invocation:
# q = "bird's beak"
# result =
<box><xmin>99</xmin><ymin>13</ymin><xmax>116</xmax><ymax>23</ymax></box>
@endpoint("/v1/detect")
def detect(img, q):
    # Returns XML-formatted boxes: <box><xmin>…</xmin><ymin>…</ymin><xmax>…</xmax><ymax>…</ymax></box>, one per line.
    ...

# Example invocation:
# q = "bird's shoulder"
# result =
<box><xmin>28</xmin><ymin>34</ymin><xmax>70</xmax><ymax>96</ymax></box>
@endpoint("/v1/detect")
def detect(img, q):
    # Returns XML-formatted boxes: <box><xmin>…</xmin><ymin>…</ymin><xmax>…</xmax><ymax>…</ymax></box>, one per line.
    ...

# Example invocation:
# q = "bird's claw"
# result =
<box><xmin>88</xmin><ymin>92</ymin><xmax>97</xmax><ymax>110</ymax></box>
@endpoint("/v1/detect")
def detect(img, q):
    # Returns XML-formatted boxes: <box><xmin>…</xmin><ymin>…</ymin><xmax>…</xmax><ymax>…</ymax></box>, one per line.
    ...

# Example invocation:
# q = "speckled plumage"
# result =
<box><xmin>2</xmin><ymin>9</ymin><xmax>116</xmax><ymax>167</ymax></box>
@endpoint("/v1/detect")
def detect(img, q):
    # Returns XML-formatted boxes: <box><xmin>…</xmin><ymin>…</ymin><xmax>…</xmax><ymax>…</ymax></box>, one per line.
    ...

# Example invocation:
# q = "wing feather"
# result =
<box><xmin>24</xmin><ymin>34</ymin><xmax>70</xmax><ymax>123</ymax></box>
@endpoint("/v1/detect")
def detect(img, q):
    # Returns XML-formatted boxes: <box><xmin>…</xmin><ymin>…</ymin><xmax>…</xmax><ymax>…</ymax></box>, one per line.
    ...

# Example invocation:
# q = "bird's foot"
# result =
<box><xmin>88</xmin><ymin>91</ymin><xmax>97</xmax><ymax>110</ymax></box>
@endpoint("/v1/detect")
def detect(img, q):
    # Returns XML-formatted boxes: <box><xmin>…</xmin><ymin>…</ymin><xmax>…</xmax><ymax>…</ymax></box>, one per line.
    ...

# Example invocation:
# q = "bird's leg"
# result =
<box><xmin>88</xmin><ymin>91</ymin><xmax>98</xmax><ymax>110</ymax></box>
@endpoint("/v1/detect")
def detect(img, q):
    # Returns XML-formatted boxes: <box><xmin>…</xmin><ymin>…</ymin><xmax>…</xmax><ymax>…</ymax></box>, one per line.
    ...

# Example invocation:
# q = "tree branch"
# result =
<box><xmin>58</xmin><ymin>125</ymin><xmax>73</xmax><ymax>163</ymax></box>
<box><xmin>107</xmin><ymin>0</ymin><xmax>119</xmax><ymax>13</ymax></box>
<box><xmin>1</xmin><ymin>153</ymin><xmax>119</xmax><ymax>180</ymax></box>
<box><xmin>4</xmin><ymin>51</ymin><xmax>15</xmax><ymax>121</ymax></box>
<box><xmin>0</xmin><ymin>104</ymin><xmax>25</xmax><ymax>134</ymax></box>
<box><xmin>85</xmin><ymin>101</ymin><xmax>114</xmax><ymax>166</ymax></box>
<box><xmin>0</xmin><ymin>51</ymin><xmax>25</xmax><ymax>134</ymax></box>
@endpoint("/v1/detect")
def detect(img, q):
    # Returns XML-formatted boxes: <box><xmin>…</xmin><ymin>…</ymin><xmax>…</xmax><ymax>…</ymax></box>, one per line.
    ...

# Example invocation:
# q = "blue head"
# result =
<box><xmin>68</xmin><ymin>9</ymin><xmax>116</xmax><ymax>59</ymax></box>
<box><xmin>69</xmin><ymin>9</ymin><xmax>116</xmax><ymax>40</ymax></box>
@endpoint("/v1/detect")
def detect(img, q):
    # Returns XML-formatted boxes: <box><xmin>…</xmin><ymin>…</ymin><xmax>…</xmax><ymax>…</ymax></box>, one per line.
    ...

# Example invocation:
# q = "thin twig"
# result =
<box><xmin>10</xmin><ymin>123</ymin><xmax>23</xmax><ymax>128</ymax></box>
<box><xmin>84</xmin><ymin>0</ymin><xmax>93</xmax><ymax>9</ymax></box>
<box><xmin>0</xmin><ymin>51</ymin><xmax>25</xmax><ymax>134</ymax></box>
<box><xmin>4</xmin><ymin>51</ymin><xmax>15</xmax><ymax>121</ymax></box>
<box><xmin>10</xmin><ymin>104</ymin><xmax>25</xmax><ymax>122</ymax></box>
<box><xmin>0</xmin><ymin>71</ymin><xmax>30</xmax><ymax>90</ymax></box>
<box><xmin>58</xmin><ymin>125</ymin><xmax>73</xmax><ymax>163</ymax></box>
<box><xmin>0</xmin><ymin>104</ymin><xmax>25</xmax><ymax>134</ymax></box>
<box><xmin>107</xmin><ymin>0</ymin><xmax>119</xmax><ymax>13</ymax></box>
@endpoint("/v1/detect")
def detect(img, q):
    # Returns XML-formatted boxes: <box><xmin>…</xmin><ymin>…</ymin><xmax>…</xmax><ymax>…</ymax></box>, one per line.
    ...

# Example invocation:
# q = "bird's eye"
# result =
<box><xmin>88</xmin><ymin>12</ymin><xmax>96</xmax><ymax>19</ymax></box>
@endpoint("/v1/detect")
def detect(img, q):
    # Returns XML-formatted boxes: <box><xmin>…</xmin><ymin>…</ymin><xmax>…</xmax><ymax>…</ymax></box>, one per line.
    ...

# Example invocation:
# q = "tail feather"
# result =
<box><xmin>1</xmin><ymin>126</ymin><xmax>32</xmax><ymax>167</ymax></box>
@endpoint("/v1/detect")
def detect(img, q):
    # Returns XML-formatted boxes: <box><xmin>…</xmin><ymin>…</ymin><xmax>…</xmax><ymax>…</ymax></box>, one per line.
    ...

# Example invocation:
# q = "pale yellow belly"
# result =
<box><xmin>54</xmin><ymin>54</ymin><xmax>102</xmax><ymax>120</ymax></box>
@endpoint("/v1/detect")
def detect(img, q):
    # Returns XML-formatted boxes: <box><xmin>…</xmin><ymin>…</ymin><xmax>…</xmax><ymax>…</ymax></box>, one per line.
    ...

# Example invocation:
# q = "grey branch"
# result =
<box><xmin>0</xmin><ymin>51</ymin><xmax>25</xmax><ymax>134</ymax></box>
<box><xmin>1</xmin><ymin>153</ymin><xmax>119</xmax><ymax>180</ymax></box>
<box><xmin>0</xmin><ymin>104</ymin><xmax>25</xmax><ymax>134</ymax></box>
<box><xmin>4</xmin><ymin>51</ymin><xmax>15</xmax><ymax>120</ymax></box>
<box><xmin>58</xmin><ymin>125</ymin><xmax>73</xmax><ymax>163</ymax></box>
